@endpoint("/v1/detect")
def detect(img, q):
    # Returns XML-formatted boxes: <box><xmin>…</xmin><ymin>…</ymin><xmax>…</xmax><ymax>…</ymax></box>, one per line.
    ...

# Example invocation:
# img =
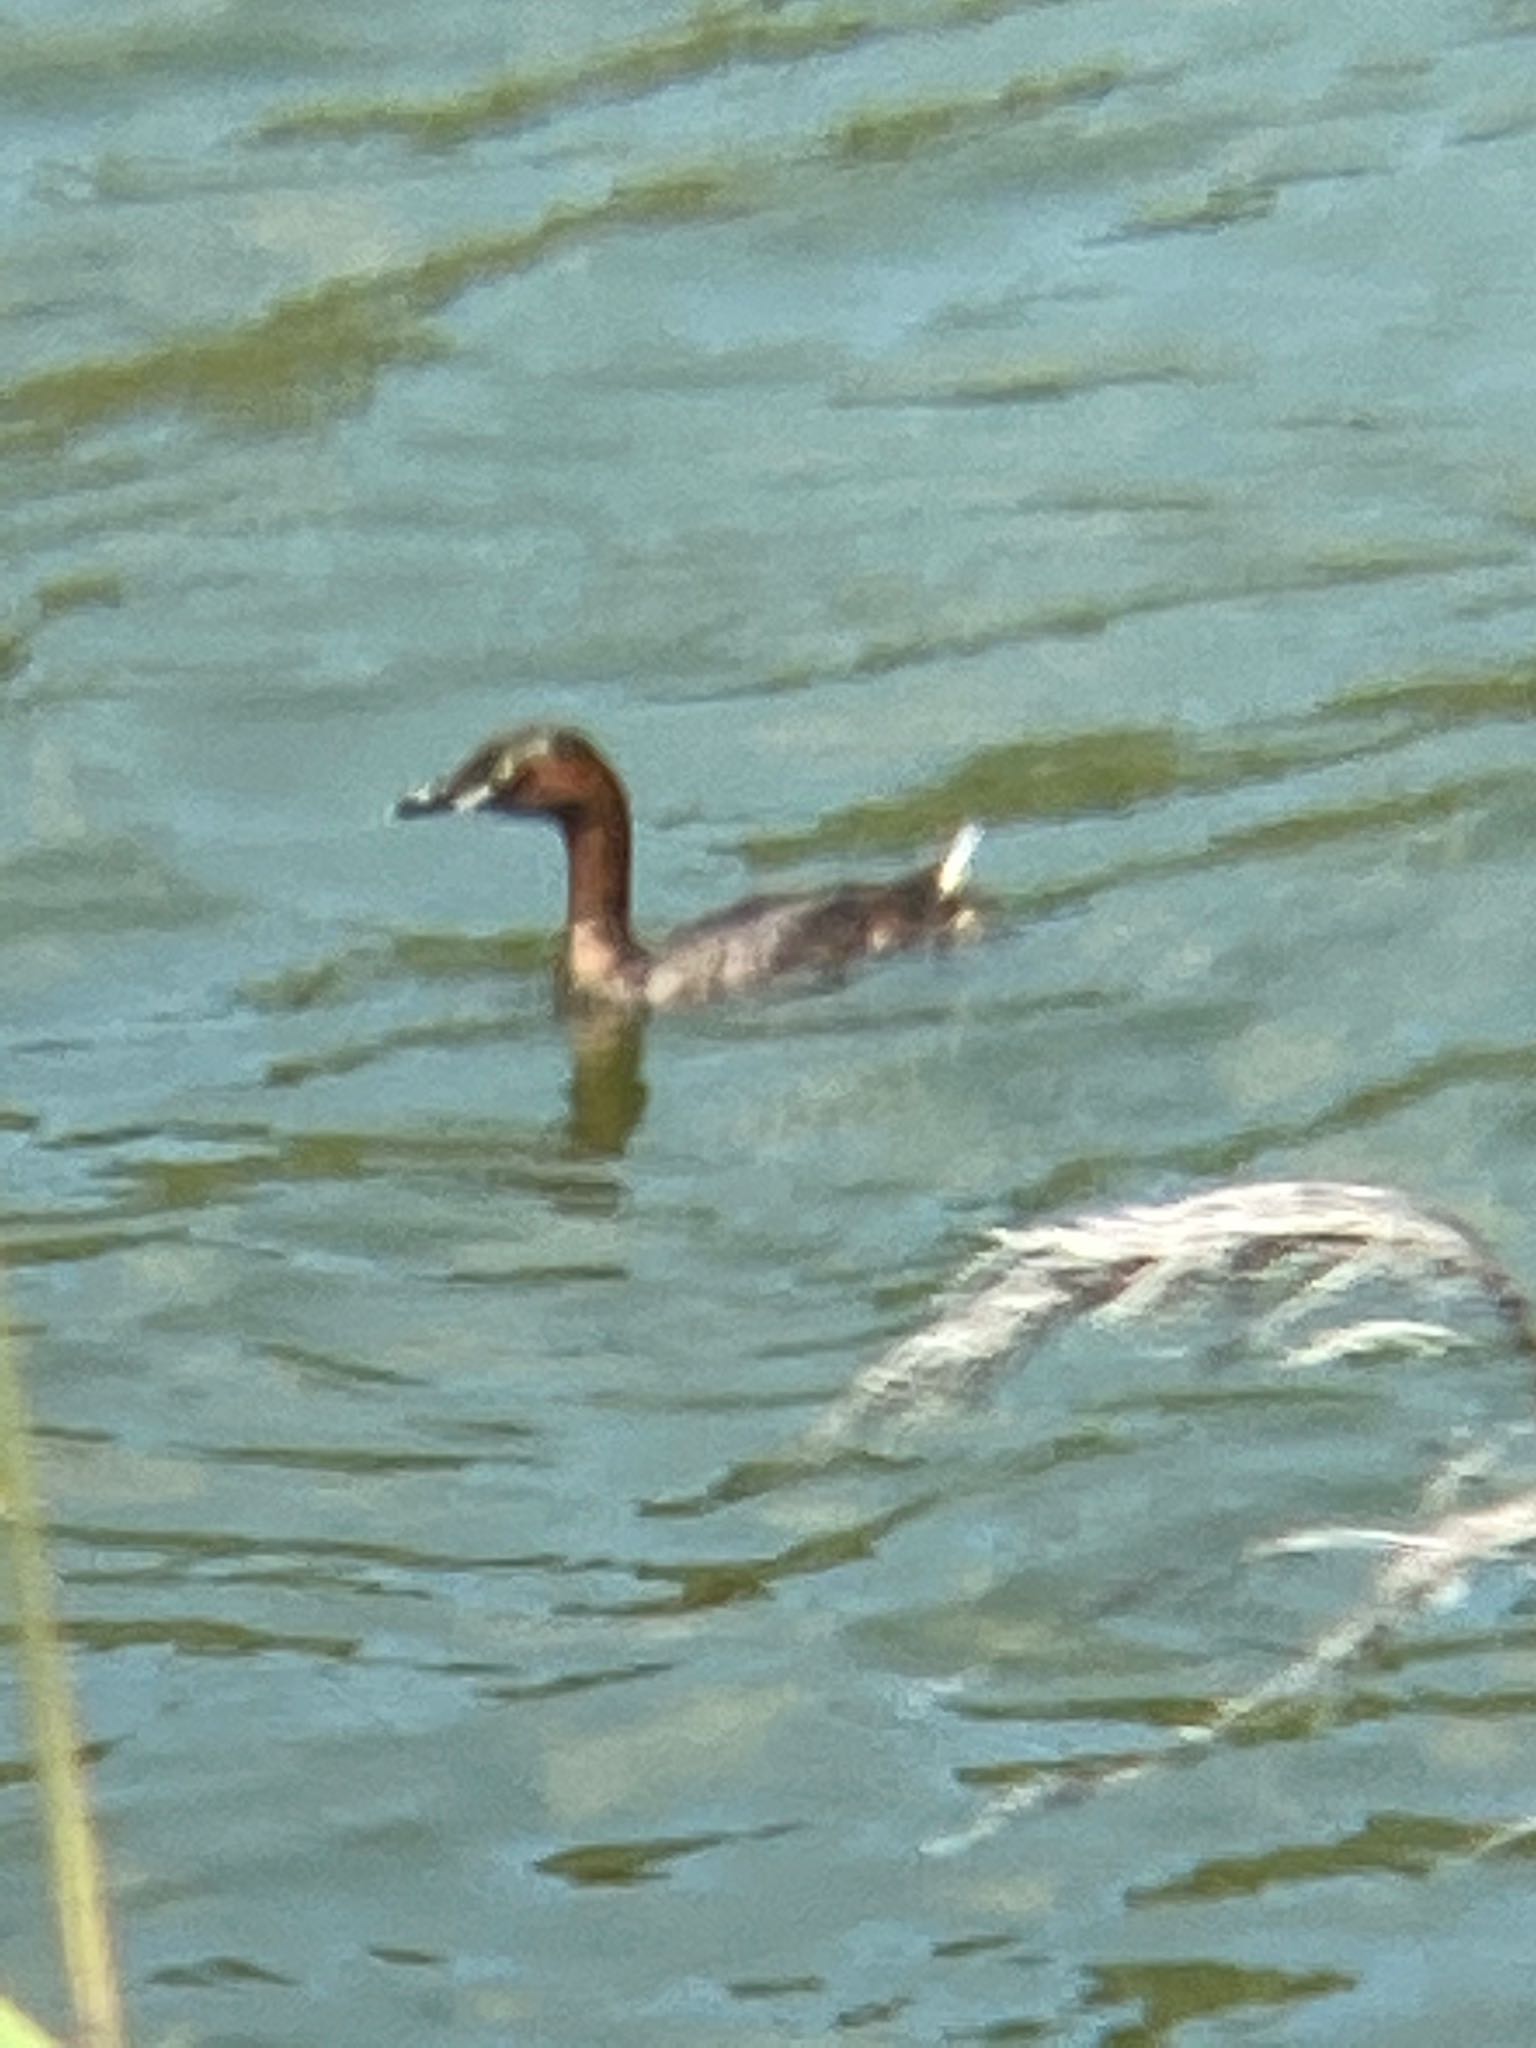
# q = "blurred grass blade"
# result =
<box><xmin>0</xmin><ymin>1992</ymin><xmax>67</xmax><ymax>2048</ymax></box>
<box><xmin>0</xmin><ymin>1285</ymin><xmax>125</xmax><ymax>2048</ymax></box>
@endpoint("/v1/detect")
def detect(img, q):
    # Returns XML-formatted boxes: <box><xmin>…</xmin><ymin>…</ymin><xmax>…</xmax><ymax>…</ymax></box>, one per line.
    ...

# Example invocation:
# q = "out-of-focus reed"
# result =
<box><xmin>0</xmin><ymin>1275</ymin><xmax>125</xmax><ymax>2048</ymax></box>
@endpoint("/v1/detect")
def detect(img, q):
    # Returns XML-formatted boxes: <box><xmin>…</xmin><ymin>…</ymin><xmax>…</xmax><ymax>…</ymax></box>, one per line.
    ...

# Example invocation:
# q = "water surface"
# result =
<box><xmin>6</xmin><ymin>1</ymin><xmax>1536</xmax><ymax>2040</ymax></box>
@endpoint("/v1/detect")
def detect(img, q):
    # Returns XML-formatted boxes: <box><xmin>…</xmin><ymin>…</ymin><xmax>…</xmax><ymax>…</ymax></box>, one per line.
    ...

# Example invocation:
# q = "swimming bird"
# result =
<box><xmin>395</xmin><ymin>725</ymin><xmax>979</xmax><ymax>1008</ymax></box>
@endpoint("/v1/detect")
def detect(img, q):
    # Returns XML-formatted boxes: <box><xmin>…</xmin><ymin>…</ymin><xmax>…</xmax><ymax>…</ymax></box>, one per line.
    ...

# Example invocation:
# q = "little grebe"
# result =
<box><xmin>395</xmin><ymin>725</ymin><xmax>980</xmax><ymax>1008</ymax></box>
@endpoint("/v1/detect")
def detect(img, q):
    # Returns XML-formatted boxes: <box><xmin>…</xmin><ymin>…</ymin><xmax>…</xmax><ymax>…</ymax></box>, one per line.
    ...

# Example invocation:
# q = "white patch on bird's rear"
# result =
<box><xmin>451</xmin><ymin>783</ymin><xmax>495</xmax><ymax>813</ymax></box>
<box><xmin>937</xmin><ymin>822</ymin><xmax>982</xmax><ymax>898</ymax></box>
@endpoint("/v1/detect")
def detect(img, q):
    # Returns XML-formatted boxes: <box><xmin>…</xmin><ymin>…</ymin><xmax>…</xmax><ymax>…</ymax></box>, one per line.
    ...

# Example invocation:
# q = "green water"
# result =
<box><xmin>6</xmin><ymin>1</ymin><xmax>1536</xmax><ymax>2040</ymax></box>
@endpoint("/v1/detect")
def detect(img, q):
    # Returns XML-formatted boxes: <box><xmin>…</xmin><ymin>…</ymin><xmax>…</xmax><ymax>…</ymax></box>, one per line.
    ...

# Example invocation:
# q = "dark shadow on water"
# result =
<box><xmin>638</xmin><ymin>1444</ymin><xmax>920</xmax><ymax>1519</ymax></box>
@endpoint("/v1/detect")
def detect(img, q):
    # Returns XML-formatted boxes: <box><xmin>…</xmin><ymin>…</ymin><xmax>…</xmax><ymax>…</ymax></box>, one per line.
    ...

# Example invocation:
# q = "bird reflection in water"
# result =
<box><xmin>563</xmin><ymin>1007</ymin><xmax>648</xmax><ymax>1158</ymax></box>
